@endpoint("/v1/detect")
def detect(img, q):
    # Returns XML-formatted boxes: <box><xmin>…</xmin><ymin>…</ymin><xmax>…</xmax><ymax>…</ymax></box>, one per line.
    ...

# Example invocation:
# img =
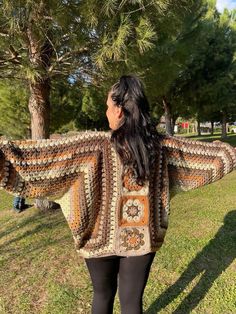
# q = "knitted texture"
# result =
<box><xmin>0</xmin><ymin>131</ymin><xmax>236</xmax><ymax>258</ymax></box>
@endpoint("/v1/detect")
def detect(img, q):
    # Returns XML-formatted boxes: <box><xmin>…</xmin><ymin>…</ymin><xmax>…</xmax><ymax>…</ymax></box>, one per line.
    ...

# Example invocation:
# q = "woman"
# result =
<box><xmin>0</xmin><ymin>75</ymin><xmax>235</xmax><ymax>314</ymax></box>
<box><xmin>85</xmin><ymin>76</ymin><xmax>161</xmax><ymax>314</ymax></box>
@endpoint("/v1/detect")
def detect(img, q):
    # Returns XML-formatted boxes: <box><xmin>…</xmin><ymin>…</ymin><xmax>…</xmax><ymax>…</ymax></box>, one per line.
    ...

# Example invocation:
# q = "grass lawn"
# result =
<box><xmin>0</xmin><ymin>134</ymin><xmax>236</xmax><ymax>313</ymax></box>
<box><xmin>179</xmin><ymin>132</ymin><xmax>236</xmax><ymax>147</ymax></box>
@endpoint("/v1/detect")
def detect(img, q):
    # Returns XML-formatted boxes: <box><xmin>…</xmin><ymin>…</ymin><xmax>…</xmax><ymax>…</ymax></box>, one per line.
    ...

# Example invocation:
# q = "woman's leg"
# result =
<box><xmin>85</xmin><ymin>256</ymin><xmax>120</xmax><ymax>314</ymax></box>
<box><xmin>118</xmin><ymin>252</ymin><xmax>156</xmax><ymax>314</ymax></box>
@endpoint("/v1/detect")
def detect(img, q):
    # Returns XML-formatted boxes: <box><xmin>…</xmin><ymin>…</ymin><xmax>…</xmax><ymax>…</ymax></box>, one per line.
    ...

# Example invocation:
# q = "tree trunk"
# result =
<box><xmin>163</xmin><ymin>96</ymin><xmax>173</xmax><ymax>136</ymax></box>
<box><xmin>27</xmin><ymin>22</ymin><xmax>52</xmax><ymax>139</ymax></box>
<box><xmin>210</xmin><ymin>121</ymin><xmax>214</xmax><ymax>135</ymax></box>
<box><xmin>172</xmin><ymin>114</ymin><xmax>178</xmax><ymax>134</ymax></box>
<box><xmin>29</xmin><ymin>80</ymin><xmax>60</xmax><ymax>211</ymax></box>
<box><xmin>197</xmin><ymin>119</ymin><xmax>201</xmax><ymax>136</ymax></box>
<box><xmin>221</xmin><ymin>112</ymin><xmax>227</xmax><ymax>139</ymax></box>
<box><xmin>29</xmin><ymin>80</ymin><xmax>50</xmax><ymax>139</ymax></box>
<box><xmin>27</xmin><ymin>23</ymin><xmax>59</xmax><ymax>211</ymax></box>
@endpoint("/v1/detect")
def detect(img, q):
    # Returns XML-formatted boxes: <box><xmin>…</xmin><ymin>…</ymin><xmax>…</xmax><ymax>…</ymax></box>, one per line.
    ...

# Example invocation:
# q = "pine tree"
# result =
<box><xmin>0</xmin><ymin>0</ymin><xmax>193</xmax><ymax>137</ymax></box>
<box><xmin>1</xmin><ymin>0</ymin><xmax>184</xmax><ymax>209</ymax></box>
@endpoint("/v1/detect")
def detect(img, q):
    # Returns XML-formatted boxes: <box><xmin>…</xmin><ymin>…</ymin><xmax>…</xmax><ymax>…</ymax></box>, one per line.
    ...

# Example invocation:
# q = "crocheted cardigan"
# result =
<box><xmin>0</xmin><ymin>131</ymin><xmax>236</xmax><ymax>258</ymax></box>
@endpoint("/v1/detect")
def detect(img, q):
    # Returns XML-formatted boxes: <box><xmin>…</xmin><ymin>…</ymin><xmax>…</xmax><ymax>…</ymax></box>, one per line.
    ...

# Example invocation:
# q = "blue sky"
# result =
<box><xmin>216</xmin><ymin>0</ymin><xmax>236</xmax><ymax>12</ymax></box>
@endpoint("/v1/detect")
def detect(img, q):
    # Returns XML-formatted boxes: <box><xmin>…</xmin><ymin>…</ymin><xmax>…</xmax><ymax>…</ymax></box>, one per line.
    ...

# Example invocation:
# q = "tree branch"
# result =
<box><xmin>122</xmin><ymin>1</ymin><xmax>154</xmax><ymax>15</ymax></box>
<box><xmin>48</xmin><ymin>48</ymin><xmax>89</xmax><ymax>73</ymax></box>
<box><xmin>0</xmin><ymin>31</ymin><xmax>10</xmax><ymax>37</ymax></box>
<box><xmin>0</xmin><ymin>57</ymin><xmax>21</xmax><ymax>65</ymax></box>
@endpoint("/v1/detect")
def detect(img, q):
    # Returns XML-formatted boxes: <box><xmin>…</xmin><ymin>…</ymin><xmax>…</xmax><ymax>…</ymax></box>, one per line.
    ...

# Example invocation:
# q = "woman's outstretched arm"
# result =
<box><xmin>0</xmin><ymin>131</ymin><xmax>108</xmax><ymax>199</ymax></box>
<box><xmin>161</xmin><ymin>135</ymin><xmax>236</xmax><ymax>193</ymax></box>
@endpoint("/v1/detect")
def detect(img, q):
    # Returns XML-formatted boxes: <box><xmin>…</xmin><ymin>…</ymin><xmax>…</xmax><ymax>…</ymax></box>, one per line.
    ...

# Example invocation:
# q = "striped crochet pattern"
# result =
<box><xmin>0</xmin><ymin>131</ymin><xmax>235</xmax><ymax>258</ymax></box>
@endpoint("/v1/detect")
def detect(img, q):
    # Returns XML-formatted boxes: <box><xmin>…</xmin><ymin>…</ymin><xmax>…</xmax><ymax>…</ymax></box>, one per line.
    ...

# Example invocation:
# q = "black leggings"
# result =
<box><xmin>85</xmin><ymin>252</ymin><xmax>156</xmax><ymax>314</ymax></box>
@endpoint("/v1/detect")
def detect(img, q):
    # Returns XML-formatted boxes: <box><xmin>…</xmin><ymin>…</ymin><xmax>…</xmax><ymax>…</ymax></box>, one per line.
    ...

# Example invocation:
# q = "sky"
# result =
<box><xmin>216</xmin><ymin>0</ymin><xmax>236</xmax><ymax>12</ymax></box>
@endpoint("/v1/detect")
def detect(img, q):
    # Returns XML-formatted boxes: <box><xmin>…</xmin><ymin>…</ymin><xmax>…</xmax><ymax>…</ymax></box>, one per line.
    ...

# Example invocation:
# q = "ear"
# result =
<box><xmin>116</xmin><ymin>106</ymin><xmax>124</xmax><ymax>119</ymax></box>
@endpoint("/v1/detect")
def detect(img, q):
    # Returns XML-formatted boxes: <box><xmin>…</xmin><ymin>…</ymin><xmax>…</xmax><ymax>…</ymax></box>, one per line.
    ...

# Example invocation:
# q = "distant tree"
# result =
<box><xmin>0</xmin><ymin>82</ymin><xmax>30</xmax><ymax>139</ymax></box>
<box><xmin>133</xmin><ymin>0</ymin><xmax>214</xmax><ymax>135</ymax></box>
<box><xmin>171</xmin><ymin>7</ymin><xmax>236</xmax><ymax>138</ymax></box>
<box><xmin>50</xmin><ymin>80</ymin><xmax>82</xmax><ymax>134</ymax></box>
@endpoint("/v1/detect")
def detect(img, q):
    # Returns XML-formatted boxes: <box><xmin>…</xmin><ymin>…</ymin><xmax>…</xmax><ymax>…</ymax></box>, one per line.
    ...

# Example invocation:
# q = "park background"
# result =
<box><xmin>0</xmin><ymin>0</ymin><xmax>236</xmax><ymax>313</ymax></box>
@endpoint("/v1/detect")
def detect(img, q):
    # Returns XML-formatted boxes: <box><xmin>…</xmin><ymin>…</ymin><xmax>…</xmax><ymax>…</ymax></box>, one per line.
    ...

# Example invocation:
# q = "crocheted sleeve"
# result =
<box><xmin>0</xmin><ymin>132</ymin><xmax>108</xmax><ymax>198</ymax></box>
<box><xmin>161</xmin><ymin>135</ymin><xmax>236</xmax><ymax>192</ymax></box>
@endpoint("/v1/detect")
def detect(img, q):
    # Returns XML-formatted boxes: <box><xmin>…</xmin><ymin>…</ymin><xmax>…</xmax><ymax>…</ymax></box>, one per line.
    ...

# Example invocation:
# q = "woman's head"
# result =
<box><xmin>106</xmin><ymin>75</ymin><xmax>150</xmax><ymax>131</ymax></box>
<box><xmin>108</xmin><ymin>75</ymin><xmax>159</xmax><ymax>186</ymax></box>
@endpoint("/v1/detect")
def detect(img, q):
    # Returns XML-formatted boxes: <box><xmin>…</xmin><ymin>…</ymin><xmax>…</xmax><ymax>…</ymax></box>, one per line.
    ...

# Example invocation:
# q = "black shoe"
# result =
<box><xmin>21</xmin><ymin>204</ymin><xmax>33</xmax><ymax>210</ymax></box>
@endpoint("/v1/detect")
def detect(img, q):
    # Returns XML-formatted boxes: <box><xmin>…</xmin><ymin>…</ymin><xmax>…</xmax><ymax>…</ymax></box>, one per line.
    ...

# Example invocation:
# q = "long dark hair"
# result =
<box><xmin>110</xmin><ymin>75</ymin><xmax>160</xmax><ymax>186</ymax></box>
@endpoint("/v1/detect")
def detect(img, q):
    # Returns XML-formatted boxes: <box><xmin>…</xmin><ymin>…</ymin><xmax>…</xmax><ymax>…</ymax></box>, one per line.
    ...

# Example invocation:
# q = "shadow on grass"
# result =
<box><xmin>0</xmin><ymin>210</ymin><xmax>70</xmax><ymax>264</ymax></box>
<box><xmin>0</xmin><ymin>210</ymin><xmax>63</xmax><ymax>241</ymax></box>
<box><xmin>146</xmin><ymin>210</ymin><xmax>236</xmax><ymax>314</ymax></box>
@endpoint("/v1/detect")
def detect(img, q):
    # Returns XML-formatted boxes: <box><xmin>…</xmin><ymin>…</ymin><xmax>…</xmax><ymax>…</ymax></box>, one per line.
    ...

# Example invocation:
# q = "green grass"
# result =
<box><xmin>0</xmin><ymin>135</ymin><xmax>236</xmax><ymax>313</ymax></box>
<box><xmin>179</xmin><ymin>132</ymin><xmax>236</xmax><ymax>147</ymax></box>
